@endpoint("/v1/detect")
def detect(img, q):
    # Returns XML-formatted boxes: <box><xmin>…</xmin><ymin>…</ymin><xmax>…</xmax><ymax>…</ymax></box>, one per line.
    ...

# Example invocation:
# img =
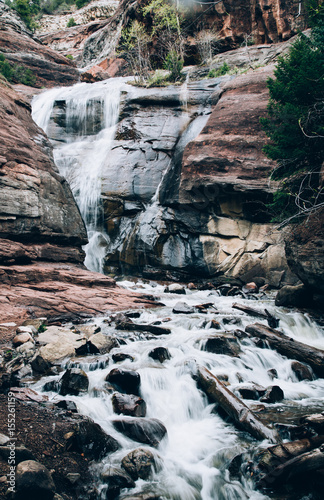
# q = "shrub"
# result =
<box><xmin>164</xmin><ymin>50</ymin><xmax>183</xmax><ymax>82</ymax></box>
<box><xmin>67</xmin><ymin>17</ymin><xmax>76</xmax><ymax>27</ymax></box>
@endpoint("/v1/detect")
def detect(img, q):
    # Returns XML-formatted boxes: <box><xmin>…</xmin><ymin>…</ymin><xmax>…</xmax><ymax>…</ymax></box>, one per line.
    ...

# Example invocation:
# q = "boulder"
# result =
<box><xmin>203</xmin><ymin>335</ymin><xmax>241</xmax><ymax>357</ymax></box>
<box><xmin>260</xmin><ymin>385</ymin><xmax>284</xmax><ymax>403</ymax></box>
<box><xmin>112</xmin><ymin>392</ymin><xmax>147</xmax><ymax>417</ymax></box>
<box><xmin>148</xmin><ymin>347</ymin><xmax>171</xmax><ymax>363</ymax></box>
<box><xmin>15</xmin><ymin>460</ymin><xmax>55</xmax><ymax>500</ymax></box>
<box><xmin>112</xmin><ymin>417</ymin><xmax>167</xmax><ymax>447</ymax></box>
<box><xmin>164</xmin><ymin>284</ymin><xmax>186</xmax><ymax>294</ymax></box>
<box><xmin>106</xmin><ymin>368</ymin><xmax>141</xmax><ymax>395</ymax></box>
<box><xmin>101</xmin><ymin>466</ymin><xmax>135</xmax><ymax>498</ymax></box>
<box><xmin>55</xmin><ymin>400</ymin><xmax>78</xmax><ymax>413</ymax></box>
<box><xmin>291</xmin><ymin>361</ymin><xmax>314</xmax><ymax>381</ymax></box>
<box><xmin>12</xmin><ymin>332</ymin><xmax>33</xmax><ymax>347</ymax></box>
<box><xmin>87</xmin><ymin>333</ymin><xmax>118</xmax><ymax>354</ymax></box>
<box><xmin>59</xmin><ymin>368</ymin><xmax>89</xmax><ymax>396</ymax></box>
<box><xmin>112</xmin><ymin>353</ymin><xmax>135</xmax><ymax>363</ymax></box>
<box><xmin>0</xmin><ymin>445</ymin><xmax>35</xmax><ymax>463</ymax></box>
<box><xmin>121</xmin><ymin>448</ymin><xmax>156</xmax><ymax>480</ymax></box>
<box><xmin>275</xmin><ymin>284</ymin><xmax>313</xmax><ymax>308</ymax></box>
<box><xmin>238</xmin><ymin>384</ymin><xmax>266</xmax><ymax>400</ymax></box>
<box><xmin>172</xmin><ymin>302</ymin><xmax>196</xmax><ymax>314</ymax></box>
<box><xmin>285</xmin><ymin>208</ymin><xmax>324</xmax><ymax>295</ymax></box>
<box><xmin>66</xmin><ymin>418</ymin><xmax>120</xmax><ymax>460</ymax></box>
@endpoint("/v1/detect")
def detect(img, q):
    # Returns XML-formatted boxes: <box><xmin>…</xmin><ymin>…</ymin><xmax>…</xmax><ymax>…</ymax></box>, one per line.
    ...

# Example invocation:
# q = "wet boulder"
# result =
<box><xmin>260</xmin><ymin>385</ymin><xmax>284</xmax><ymax>403</ymax></box>
<box><xmin>55</xmin><ymin>400</ymin><xmax>78</xmax><ymax>413</ymax></box>
<box><xmin>164</xmin><ymin>284</ymin><xmax>186</xmax><ymax>294</ymax></box>
<box><xmin>66</xmin><ymin>418</ymin><xmax>120</xmax><ymax>460</ymax></box>
<box><xmin>101</xmin><ymin>466</ymin><xmax>135</xmax><ymax>499</ymax></box>
<box><xmin>112</xmin><ymin>392</ymin><xmax>147</xmax><ymax>417</ymax></box>
<box><xmin>15</xmin><ymin>460</ymin><xmax>55</xmax><ymax>500</ymax></box>
<box><xmin>238</xmin><ymin>384</ymin><xmax>266</xmax><ymax>400</ymax></box>
<box><xmin>275</xmin><ymin>284</ymin><xmax>313</xmax><ymax>308</ymax></box>
<box><xmin>59</xmin><ymin>368</ymin><xmax>89</xmax><ymax>396</ymax></box>
<box><xmin>291</xmin><ymin>361</ymin><xmax>314</xmax><ymax>381</ymax></box>
<box><xmin>106</xmin><ymin>368</ymin><xmax>141</xmax><ymax>395</ymax></box>
<box><xmin>112</xmin><ymin>417</ymin><xmax>167</xmax><ymax>447</ymax></box>
<box><xmin>172</xmin><ymin>302</ymin><xmax>196</xmax><ymax>314</ymax></box>
<box><xmin>121</xmin><ymin>448</ymin><xmax>157</xmax><ymax>480</ymax></box>
<box><xmin>87</xmin><ymin>333</ymin><xmax>118</xmax><ymax>354</ymax></box>
<box><xmin>203</xmin><ymin>335</ymin><xmax>241</xmax><ymax>357</ymax></box>
<box><xmin>148</xmin><ymin>347</ymin><xmax>171</xmax><ymax>363</ymax></box>
<box><xmin>112</xmin><ymin>353</ymin><xmax>135</xmax><ymax>363</ymax></box>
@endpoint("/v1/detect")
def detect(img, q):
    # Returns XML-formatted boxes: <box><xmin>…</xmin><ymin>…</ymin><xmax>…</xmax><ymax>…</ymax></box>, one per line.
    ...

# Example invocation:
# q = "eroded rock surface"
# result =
<box><xmin>0</xmin><ymin>3</ymin><xmax>79</xmax><ymax>88</ymax></box>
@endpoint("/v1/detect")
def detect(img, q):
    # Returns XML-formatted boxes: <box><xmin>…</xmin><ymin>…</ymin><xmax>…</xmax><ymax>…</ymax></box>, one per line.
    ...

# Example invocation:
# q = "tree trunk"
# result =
<box><xmin>245</xmin><ymin>323</ymin><xmax>324</xmax><ymax>378</ymax></box>
<box><xmin>195</xmin><ymin>365</ymin><xmax>279</xmax><ymax>443</ymax></box>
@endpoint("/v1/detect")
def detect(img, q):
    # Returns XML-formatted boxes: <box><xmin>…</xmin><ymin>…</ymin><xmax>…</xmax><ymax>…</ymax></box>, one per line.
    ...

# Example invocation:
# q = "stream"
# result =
<box><xmin>32</xmin><ymin>281</ymin><xmax>324</xmax><ymax>500</ymax></box>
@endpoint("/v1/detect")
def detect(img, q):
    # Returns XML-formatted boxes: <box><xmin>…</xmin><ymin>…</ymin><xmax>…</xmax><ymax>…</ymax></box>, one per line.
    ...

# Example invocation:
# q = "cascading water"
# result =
<box><xmin>32</xmin><ymin>283</ymin><xmax>324</xmax><ymax>500</ymax></box>
<box><xmin>32</xmin><ymin>79</ymin><xmax>126</xmax><ymax>272</ymax></box>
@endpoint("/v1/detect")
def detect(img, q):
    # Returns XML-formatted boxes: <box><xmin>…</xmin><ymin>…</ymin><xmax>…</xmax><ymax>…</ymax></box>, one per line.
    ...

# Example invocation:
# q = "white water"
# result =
<box><xmin>32</xmin><ymin>79</ymin><xmax>127</xmax><ymax>272</ymax></box>
<box><xmin>33</xmin><ymin>283</ymin><xmax>324</xmax><ymax>500</ymax></box>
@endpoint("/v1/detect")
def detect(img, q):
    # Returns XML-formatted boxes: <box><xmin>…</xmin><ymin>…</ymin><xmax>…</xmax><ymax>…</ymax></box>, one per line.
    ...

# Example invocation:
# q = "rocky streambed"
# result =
<box><xmin>1</xmin><ymin>280</ymin><xmax>324</xmax><ymax>500</ymax></box>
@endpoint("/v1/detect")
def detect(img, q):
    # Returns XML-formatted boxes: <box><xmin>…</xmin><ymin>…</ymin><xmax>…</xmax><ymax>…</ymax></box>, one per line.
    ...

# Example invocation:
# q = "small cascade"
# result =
<box><xmin>33</xmin><ymin>283</ymin><xmax>324</xmax><ymax>499</ymax></box>
<box><xmin>32</xmin><ymin>79</ymin><xmax>126</xmax><ymax>272</ymax></box>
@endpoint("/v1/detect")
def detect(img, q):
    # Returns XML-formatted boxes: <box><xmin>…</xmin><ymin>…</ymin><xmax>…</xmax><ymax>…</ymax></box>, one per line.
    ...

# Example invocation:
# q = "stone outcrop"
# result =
<box><xmin>0</xmin><ymin>78</ymin><xmax>156</xmax><ymax>326</ymax></box>
<box><xmin>36</xmin><ymin>0</ymin><xmax>118</xmax><ymax>35</ymax></box>
<box><xmin>285</xmin><ymin>208</ymin><xmax>324</xmax><ymax>295</ymax></box>
<box><xmin>0</xmin><ymin>2</ymin><xmax>79</xmax><ymax>88</ymax></box>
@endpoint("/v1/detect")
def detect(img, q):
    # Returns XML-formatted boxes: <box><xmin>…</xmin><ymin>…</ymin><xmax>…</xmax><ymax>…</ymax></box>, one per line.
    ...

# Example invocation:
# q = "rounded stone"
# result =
<box><xmin>15</xmin><ymin>460</ymin><xmax>55</xmax><ymax>500</ymax></box>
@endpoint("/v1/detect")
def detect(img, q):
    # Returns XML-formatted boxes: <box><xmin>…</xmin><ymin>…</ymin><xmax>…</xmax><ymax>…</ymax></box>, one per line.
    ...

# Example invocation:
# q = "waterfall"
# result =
<box><xmin>32</xmin><ymin>79</ymin><xmax>126</xmax><ymax>272</ymax></box>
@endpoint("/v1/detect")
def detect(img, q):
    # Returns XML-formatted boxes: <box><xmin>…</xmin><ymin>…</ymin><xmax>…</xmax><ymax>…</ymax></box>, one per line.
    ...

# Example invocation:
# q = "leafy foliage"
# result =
<box><xmin>67</xmin><ymin>17</ymin><xmax>76</xmax><ymax>27</ymax></box>
<box><xmin>261</xmin><ymin>24</ymin><xmax>324</xmax><ymax>222</ymax></box>
<box><xmin>0</xmin><ymin>53</ymin><xmax>37</xmax><ymax>86</ymax></box>
<box><xmin>163</xmin><ymin>50</ymin><xmax>183</xmax><ymax>81</ymax></box>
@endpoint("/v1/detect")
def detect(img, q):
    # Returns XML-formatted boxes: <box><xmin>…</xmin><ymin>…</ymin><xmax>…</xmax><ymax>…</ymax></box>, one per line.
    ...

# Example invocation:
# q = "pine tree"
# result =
<box><xmin>261</xmin><ymin>23</ymin><xmax>324</xmax><ymax>221</ymax></box>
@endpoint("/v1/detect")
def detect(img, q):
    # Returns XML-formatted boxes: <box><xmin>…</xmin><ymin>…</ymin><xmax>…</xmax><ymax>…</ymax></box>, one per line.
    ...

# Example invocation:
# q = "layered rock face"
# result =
<box><xmin>0</xmin><ymin>2</ymin><xmax>79</xmax><ymax>87</ymax></box>
<box><xmin>285</xmin><ymin>208</ymin><xmax>324</xmax><ymax>295</ymax></box>
<box><xmin>0</xmin><ymin>79</ymin><xmax>155</xmax><ymax>324</ymax></box>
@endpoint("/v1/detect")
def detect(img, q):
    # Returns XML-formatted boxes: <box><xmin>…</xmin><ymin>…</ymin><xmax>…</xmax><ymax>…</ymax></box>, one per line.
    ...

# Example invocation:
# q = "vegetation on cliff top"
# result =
<box><xmin>261</xmin><ymin>8</ymin><xmax>324</xmax><ymax>223</ymax></box>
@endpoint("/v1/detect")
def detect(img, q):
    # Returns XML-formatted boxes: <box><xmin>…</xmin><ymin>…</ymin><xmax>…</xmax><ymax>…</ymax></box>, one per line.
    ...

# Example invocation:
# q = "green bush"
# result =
<box><xmin>75</xmin><ymin>0</ymin><xmax>89</xmax><ymax>9</ymax></box>
<box><xmin>164</xmin><ymin>50</ymin><xmax>183</xmax><ymax>82</ymax></box>
<box><xmin>0</xmin><ymin>53</ymin><xmax>13</xmax><ymax>81</ymax></box>
<box><xmin>0</xmin><ymin>53</ymin><xmax>37</xmax><ymax>86</ymax></box>
<box><xmin>66</xmin><ymin>54</ymin><xmax>74</xmax><ymax>60</ymax></box>
<box><xmin>208</xmin><ymin>62</ymin><xmax>230</xmax><ymax>78</ymax></box>
<box><xmin>67</xmin><ymin>17</ymin><xmax>76</xmax><ymax>27</ymax></box>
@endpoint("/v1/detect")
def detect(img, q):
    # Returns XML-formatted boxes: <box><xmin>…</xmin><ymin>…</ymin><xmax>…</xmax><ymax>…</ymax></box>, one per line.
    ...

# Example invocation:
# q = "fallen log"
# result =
<box><xmin>232</xmin><ymin>303</ymin><xmax>268</xmax><ymax>319</ymax></box>
<box><xmin>257</xmin><ymin>435</ymin><xmax>324</xmax><ymax>472</ymax></box>
<box><xmin>232</xmin><ymin>303</ymin><xmax>279</xmax><ymax>328</ymax></box>
<box><xmin>194</xmin><ymin>366</ymin><xmax>279</xmax><ymax>443</ymax></box>
<box><xmin>115</xmin><ymin>321</ymin><xmax>171</xmax><ymax>336</ymax></box>
<box><xmin>257</xmin><ymin>445</ymin><xmax>324</xmax><ymax>489</ymax></box>
<box><xmin>245</xmin><ymin>323</ymin><xmax>324</xmax><ymax>378</ymax></box>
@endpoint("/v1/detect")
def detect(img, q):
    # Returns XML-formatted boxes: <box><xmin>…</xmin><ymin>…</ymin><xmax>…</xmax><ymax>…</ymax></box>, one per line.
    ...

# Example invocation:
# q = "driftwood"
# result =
<box><xmin>232</xmin><ymin>303</ymin><xmax>279</xmax><ymax>328</ymax></box>
<box><xmin>195</xmin><ymin>366</ymin><xmax>279</xmax><ymax>443</ymax></box>
<box><xmin>245</xmin><ymin>323</ymin><xmax>324</xmax><ymax>378</ymax></box>
<box><xmin>258</xmin><ymin>445</ymin><xmax>324</xmax><ymax>489</ymax></box>
<box><xmin>257</xmin><ymin>435</ymin><xmax>324</xmax><ymax>472</ymax></box>
<box><xmin>115</xmin><ymin>321</ymin><xmax>171</xmax><ymax>336</ymax></box>
<box><xmin>233</xmin><ymin>303</ymin><xmax>268</xmax><ymax>319</ymax></box>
